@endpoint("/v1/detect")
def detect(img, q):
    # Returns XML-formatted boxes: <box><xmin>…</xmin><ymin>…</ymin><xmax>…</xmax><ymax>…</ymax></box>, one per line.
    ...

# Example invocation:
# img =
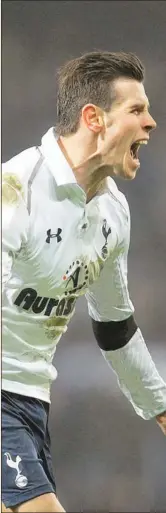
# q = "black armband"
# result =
<box><xmin>91</xmin><ymin>314</ymin><xmax>137</xmax><ymax>351</ymax></box>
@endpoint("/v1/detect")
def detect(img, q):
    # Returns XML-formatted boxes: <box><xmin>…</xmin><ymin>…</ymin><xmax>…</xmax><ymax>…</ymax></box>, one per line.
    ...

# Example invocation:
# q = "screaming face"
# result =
<box><xmin>98</xmin><ymin>78</ymin><xmax>157</xmax><ymax>180</ymax></box>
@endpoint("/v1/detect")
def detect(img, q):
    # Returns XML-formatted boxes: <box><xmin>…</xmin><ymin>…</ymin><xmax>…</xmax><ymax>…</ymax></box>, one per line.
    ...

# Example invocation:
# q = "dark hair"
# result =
<box><xmin>56</xmin><ymin>51</ymin><xmax>145</xmax><ymax>136</ymax></box>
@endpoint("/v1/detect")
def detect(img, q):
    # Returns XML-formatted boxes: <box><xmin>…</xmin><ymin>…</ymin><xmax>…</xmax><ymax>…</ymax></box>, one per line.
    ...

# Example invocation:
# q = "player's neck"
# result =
<box><xmin>58</xmin><ymin>134</ymin><xmax>108</xmax><ymax>202</ymax></box>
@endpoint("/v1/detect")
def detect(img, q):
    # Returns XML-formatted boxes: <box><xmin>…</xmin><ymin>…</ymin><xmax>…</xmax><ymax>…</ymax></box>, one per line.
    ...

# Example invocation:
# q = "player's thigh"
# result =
<box><xmin>13</xmin><ymin>492</ymin><xmax>65</xmax><ymax>512</ymax></box>
<box><xmin>39</xmin><ymin>416</ymin><xmax>57</xmax><ymax>493</ymax></box>
<box><xmin>1</xmin><ymin>502</ymin><xmax>13</xmax><ymax>512</ymax></box>
<box><xmin>2</xmin><ymin>405</ymin><xmax>56</xmax><ymax>510</ymax></box>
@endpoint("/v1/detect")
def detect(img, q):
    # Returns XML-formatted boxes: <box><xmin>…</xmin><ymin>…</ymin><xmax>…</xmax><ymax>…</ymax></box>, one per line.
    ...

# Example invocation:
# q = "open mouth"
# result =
<box><xmin>130</xmin><ymin>139</ymin><xmax>148</xmax><ymax>162</ymax></box>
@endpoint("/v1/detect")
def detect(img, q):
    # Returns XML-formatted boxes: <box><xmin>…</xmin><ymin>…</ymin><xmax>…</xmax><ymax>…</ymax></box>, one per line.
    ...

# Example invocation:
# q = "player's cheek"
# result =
<box><xmin>120</xmin><ymin>116</ymin><xmax>138</xmax><ymax>138</ymax></box>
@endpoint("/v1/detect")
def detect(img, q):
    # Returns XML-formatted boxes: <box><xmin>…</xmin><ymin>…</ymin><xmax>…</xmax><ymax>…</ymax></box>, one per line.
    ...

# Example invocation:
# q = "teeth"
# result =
<box><xmin>130</xmin><ymin>139</ymin><xmax>148</xmax><ymax>160</ymax></box>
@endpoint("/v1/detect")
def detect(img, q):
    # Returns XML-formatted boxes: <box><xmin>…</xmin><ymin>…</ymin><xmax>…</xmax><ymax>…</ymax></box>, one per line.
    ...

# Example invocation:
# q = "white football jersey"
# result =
<box><xmin>2</xmin><ymin>127</ymin><xmax>135</xmax><ymax>402</ymax></box>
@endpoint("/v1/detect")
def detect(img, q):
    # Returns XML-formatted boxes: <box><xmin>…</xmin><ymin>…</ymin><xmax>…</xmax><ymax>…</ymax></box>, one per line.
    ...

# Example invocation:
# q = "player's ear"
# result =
<box><xmin>81</xmin><ymin>104</ymin><xmax>104</xmax><ymax>133</ymax></box>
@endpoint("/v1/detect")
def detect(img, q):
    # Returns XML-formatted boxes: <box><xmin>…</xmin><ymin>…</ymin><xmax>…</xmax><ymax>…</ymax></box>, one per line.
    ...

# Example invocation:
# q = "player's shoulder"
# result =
<box><xmin>106</xmin><ymin>177</ymin><xmax>130</xmax><ymax>218</ymax></box>
<box><xmin>2</xmin><ymin>146</ymin><xmax>41</xmax><ymax>186</ymax></box>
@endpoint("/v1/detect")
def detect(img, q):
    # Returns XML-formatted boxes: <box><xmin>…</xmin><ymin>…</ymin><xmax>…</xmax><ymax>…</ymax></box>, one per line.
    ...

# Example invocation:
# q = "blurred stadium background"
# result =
<box><xmin>2</xmin><ymin>1</ymin><xmax>166</xmax><ymax>511</ymax></box>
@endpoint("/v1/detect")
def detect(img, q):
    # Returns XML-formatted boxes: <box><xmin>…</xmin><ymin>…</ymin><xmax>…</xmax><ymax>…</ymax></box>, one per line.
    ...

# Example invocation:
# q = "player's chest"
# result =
<box><xmin>20</xmin><ymin>193</ymin><xmax>120</xmax><ymax>295</ymax></box>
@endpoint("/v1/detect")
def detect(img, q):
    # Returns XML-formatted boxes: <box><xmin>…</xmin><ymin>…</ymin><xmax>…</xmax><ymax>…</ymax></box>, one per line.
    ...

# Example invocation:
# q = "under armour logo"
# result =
<box><xmin>4</xmin><ymin>452</ymin><xmax>28</xmax><ymax>488</ymax></box>
<box><xmin>101</xmin><ymin>219</ymin><xmax>111</xmax><ymax>259</ymax></box>
<box><xmin>46</xmin><ymin>228</ymin><xmax>62</xmax><ymax>244</ymax></box>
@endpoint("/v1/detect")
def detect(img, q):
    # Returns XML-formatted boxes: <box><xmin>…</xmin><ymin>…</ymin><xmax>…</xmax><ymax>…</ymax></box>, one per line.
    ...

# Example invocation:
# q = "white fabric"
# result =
<box><xmin>2</xmin><ymin>127</ymin><xmax>166</xmax><ymax>415</ymax></box>
<box><xmin>102</xmin><ymin>328</ymin><xmax>166</xmax><ymax>419</ymax></box>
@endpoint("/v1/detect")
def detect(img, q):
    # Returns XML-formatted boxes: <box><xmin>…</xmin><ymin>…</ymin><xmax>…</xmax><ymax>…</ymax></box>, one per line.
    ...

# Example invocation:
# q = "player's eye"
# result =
<box><xmin>131</xmin><ymin>108</ymin><xmax>140</xmax><ymax>115</ymax></box>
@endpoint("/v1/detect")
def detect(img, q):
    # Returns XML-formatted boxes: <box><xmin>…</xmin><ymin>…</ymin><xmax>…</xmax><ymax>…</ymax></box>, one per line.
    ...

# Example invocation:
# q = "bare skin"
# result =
<box><xmin>2</xmin><ymin>504</ymin><xmax>13</xmax><ymax>513</ymax></box>
<box><xmin>58</xmin><ymin>77</ymin><xmax>156</xmax><ymax>202</ymax></box>
<box><xmin>2</xmin><ymin>494</ymin><xmax>65</xmax><ymax>512</ymax></box>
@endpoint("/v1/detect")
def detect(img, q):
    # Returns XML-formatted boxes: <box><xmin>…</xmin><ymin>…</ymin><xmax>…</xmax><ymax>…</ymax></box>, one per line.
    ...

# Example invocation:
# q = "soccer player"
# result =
<box><xmin>2</xmin><ymin>51</ymin><xmax>166</xmax><ymax>513</ymax></box>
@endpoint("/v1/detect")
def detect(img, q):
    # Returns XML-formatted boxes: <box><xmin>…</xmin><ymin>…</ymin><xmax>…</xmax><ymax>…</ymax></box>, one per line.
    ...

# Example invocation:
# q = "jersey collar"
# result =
<box><xmin>40</xmin><ymin>126</ymin><xmax>117</xmax><ymax>199</ymax></box>
<box><xmin>41</xmin><ymin>127</ymin><xmax>78</xmax><ymax>187</ymax></box>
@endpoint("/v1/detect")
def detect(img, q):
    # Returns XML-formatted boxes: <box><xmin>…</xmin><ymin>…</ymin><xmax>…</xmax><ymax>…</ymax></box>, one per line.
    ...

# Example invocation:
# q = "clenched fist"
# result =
<box><xmin>156</xmin><ymin>411</ymin><xmax>166</xmax><ymax>435</ymax></box>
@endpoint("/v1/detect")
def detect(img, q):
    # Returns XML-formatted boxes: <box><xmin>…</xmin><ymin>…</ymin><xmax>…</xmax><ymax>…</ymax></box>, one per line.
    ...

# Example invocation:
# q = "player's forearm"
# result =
<box><xmin>92</xmin><ymin>317</ymin><xmax>166</xmax><ymax>420</ymax></box>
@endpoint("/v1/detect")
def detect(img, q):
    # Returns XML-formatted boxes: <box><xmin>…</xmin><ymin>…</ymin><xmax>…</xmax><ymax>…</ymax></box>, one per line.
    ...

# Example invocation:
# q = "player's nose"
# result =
<box><xmin>143</xmin><ymin>112</ymin><xmax>157</xmax><ymax>133</ymax></box>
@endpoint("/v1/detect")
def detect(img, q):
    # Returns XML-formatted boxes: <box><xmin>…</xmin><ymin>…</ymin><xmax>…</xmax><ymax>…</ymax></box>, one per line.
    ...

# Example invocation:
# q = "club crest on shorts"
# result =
<box><xmin>4</xmin><ymin>452</ymin><xmax>28</xmax><ymax>488</ymax></box>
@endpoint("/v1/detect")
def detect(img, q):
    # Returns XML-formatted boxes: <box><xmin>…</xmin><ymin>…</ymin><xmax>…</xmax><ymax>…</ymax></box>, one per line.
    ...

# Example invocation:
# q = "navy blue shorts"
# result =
<box><xmin>2</xmin><ymin>390</ymin><xmax>56</xmax><ymax>509</ymax></box>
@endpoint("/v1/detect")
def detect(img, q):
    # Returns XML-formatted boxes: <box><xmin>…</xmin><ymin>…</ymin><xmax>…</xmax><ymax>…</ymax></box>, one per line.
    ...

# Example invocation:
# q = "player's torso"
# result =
<box><xmin>6</xmin><ymin>183</ymin><xmax>126</xmax><ymax>305</ymax></box>
<box><xmin>2</xmin><ymin>168</ymin><xmax>129</xmax><ymax>393</ymax></box>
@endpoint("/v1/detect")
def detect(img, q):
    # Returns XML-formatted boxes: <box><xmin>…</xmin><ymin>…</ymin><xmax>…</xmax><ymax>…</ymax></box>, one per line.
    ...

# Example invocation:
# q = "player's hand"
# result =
<box><xmin>156</xmin><ymin>411</ymin><xmax>166</xmax><ymax>435</ymax></box>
